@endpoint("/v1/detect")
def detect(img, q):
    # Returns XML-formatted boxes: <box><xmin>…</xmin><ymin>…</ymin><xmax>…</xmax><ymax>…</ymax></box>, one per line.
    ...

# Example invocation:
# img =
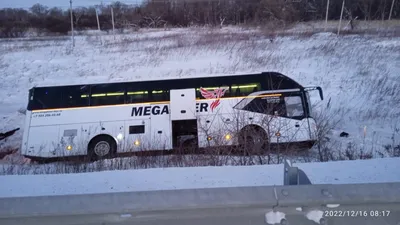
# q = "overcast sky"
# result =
<box><xmin>0</xmin><ymin>0</ymin><xmax>142</xmax><ymax>9</ymax></box>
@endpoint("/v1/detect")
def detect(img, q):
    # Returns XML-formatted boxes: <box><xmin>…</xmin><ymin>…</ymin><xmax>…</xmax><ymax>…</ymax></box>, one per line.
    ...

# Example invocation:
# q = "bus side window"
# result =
<box><xmin>235</xmin><ymin>87</ymin><xmax>240</xmax><ymax>96</ymax></box>
<box><xmin>268</xmin><ymin>97</ymin><xmax>286</xmax><ymax>116</ymax></box>
<box><xmin>232</xmin><ymin>83</ymin><xmax>261</xmax><ymax>97</ymax></box>
<box><xmin>243</xmin><ymin>95</ymin><xmax>286</xmax><ymax>116</ymax></box>
<box><xmin>30</xmin><ymin>88</ymin><xmax>62</xmax><ymax>110</ymax></box>
<box><xmin>61</xmin><ymin>85</ymin><xmax>90</xmax><ymax>108</ymax></box>
<box><xmin>90</xmin><ymin>84</ymin><xmax>125</xmax><ymax>106</ymax></box>
<box><xmin>126</xmin><ymin>90</ymin><xmax>148</xmax><ymax>103</ymax></box>
<box><xmin>150</xmin><ymin>90</ymin><xmax>169</xmax><ymax>102</ymax></box>
<box><xmin>223</xmin><ymin>86</ymin><xmax>231</xmax><ymax>97</ymax></box>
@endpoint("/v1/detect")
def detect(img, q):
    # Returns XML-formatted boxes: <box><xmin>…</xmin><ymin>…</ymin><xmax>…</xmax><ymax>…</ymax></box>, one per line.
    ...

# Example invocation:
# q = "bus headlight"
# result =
<box><xmin>225</xmin><ymin>134</ymin><xmax>231</xmax><ymax>140</ymax></box>
<box><xmin>66</xmin><ymin>145</ymin><xmax>72</xmax><ymax>150</ymax></box>
<box><xmin>134</xmin><ymin>140</ymin><xmax>140</xmax><ymax>146</ymax></box>
<box><xmin>117</xmin><ymin>133</ymin><xmax>124</xmax><ymax>140</ymax></box>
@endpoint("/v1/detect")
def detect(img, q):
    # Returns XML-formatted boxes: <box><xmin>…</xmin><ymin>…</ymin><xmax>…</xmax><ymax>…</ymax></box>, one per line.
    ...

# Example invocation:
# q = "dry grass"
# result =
<box><xmin>284</xmin><ymin>20</ymin><xmax>400</xmax><ymax>34</ymax></box>
<box><xmin>0</xmin><ymin>36</ymin><xmax>69</xmax><ymax>42</ymax></box>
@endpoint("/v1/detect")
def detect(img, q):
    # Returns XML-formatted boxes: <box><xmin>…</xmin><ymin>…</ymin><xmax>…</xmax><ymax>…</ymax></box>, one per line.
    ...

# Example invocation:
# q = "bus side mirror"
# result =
<box><xmin>304</xmin><ymin>86</ymin><xmax>324</xmax><ymax>101</ymax></box>
<box><xmin>317</xmin><ymin>86</ymin><xmax>323</xmax><ymax>100</ymax></box>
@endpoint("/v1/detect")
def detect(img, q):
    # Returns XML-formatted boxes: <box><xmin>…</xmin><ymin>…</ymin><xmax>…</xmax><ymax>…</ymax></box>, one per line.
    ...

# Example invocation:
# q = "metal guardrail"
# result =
<box><xmin>0</xmin><ymin>160</ymin><xmax>400</xmax><ymax>225</ymax></box>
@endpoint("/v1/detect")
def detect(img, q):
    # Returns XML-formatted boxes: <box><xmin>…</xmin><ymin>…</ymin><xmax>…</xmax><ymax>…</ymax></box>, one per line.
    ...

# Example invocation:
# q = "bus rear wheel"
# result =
<box><xmin>88</xmin><ymin>135</ymin><xmax>116</xmax><ymax>161</ymax></box>
<box><xmin>238</xmin><ymin>126</ymin><xmax>268</xmax><ymax>155</ymax></box>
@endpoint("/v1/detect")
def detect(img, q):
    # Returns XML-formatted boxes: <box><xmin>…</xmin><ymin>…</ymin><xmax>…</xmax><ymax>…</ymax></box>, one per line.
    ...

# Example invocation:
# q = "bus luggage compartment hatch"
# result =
<box><xmin>170</xmin><ymin>89</ymin><xmax>197</xmax><ymax>121</ymax></box>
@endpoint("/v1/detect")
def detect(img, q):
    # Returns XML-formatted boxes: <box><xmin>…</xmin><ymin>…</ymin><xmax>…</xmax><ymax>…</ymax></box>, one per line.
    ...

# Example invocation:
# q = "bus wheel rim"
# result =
<box><xmin>246</xmin><ymin>135</ymin><xmax>263</xmax><ymax>150</ymax></box>
<box><xmin>94</xmin><ymin>141</ymin><xmax>110</xmax><ymax>156</ymax></box>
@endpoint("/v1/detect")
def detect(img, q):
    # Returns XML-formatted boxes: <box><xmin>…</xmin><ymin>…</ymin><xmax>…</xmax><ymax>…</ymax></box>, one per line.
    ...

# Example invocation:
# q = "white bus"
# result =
<box><xmin>21</xmin><ymin>72</ymin><xmax>323</xmax><ymax>161</ymax></box>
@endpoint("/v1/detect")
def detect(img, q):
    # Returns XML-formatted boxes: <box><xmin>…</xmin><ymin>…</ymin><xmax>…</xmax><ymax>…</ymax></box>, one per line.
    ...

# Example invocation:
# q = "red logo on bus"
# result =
<box><xmin>200</xmin><ymin>87</ymin><xmax>227</xmax><ymax>112</ymax></box>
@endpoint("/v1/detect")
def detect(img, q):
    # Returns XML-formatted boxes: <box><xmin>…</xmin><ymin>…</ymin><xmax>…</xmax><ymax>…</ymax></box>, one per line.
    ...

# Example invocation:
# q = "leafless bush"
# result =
<box><xmin>339</xmin><ymin>142</ymin><xmax>374</xmax><ymax>160</ymax></box>
<box><xmin>383</xmin><ymin>144</ymin><xmax>400</xmax><ymax>157</ymax></box>
<box><xmin>304</xmin><ymin>138</ymin><xmax>380</xmax><ymax>162</ymax></box>
<box><xmin>0</xmin><ymin>25</ymin><xmax>29</xmax><ymax>38</ymax></box>
<box><xmin>311</xmin><ymin>97</ymin><xmax>343</xmax><ymax>162</ymax></box>
<box><xmin>0</xmin><ymin>146</ymin><xmax>17</xmax><ymax>158</ymax></box>
<box><xmin>382</xmin><ymin>124</ymin><xmax>400</xmax><ymax>157</ymax></box>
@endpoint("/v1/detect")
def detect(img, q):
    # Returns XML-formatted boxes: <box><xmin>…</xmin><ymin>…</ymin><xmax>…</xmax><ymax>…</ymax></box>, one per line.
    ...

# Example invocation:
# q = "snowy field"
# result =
<box><xmin>1</xmin><ymin>157</ymin><xmax>400</xmax><ymax>197</ymax></box>
<box><xmin>0</xmin><ymin>22</ymin><xmax>399</xmax><ymax>172</ymax></box>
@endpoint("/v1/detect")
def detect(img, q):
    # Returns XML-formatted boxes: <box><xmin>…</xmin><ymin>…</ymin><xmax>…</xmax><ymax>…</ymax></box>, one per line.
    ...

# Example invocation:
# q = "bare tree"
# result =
<box><xmin>30</xmin><ymin>3</ymin><xmax>49</xmax><ymax>16</ymax></box>
<box><xmin>73</xmin><ymin>7</ymin><xmax>86</xmax><ymax>28</ymax></box>
<box><xmin>0</xmin><ymin>0</ymin><xmax>399</xmax><ymax>38</ymax></box>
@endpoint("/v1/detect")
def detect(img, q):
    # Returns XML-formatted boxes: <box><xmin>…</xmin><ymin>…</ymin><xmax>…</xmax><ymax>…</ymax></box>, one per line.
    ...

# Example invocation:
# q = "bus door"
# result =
<box><xmin>279</xmin><ymin>91</ymin><xmax>311</xmax><ymax>142</ymax></box>
<box><xmin>169</xmin><ymin>88</ymin><xmax>198</xmax><ymax>148</ymax></box>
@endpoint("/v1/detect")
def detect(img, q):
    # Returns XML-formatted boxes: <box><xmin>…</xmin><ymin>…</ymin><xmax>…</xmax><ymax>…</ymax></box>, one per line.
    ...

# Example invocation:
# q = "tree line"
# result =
<box><xmin>0</xmin><ymin>0</ymin><xmax>398</xmax><ymax>38</ymax></box>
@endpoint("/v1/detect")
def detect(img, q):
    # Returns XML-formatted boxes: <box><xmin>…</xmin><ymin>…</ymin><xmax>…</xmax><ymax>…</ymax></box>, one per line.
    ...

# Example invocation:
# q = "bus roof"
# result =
<box><xmin>29</xmin><ymin>71</ymin><xmax>304</xmax><ymax>91</ymax></box>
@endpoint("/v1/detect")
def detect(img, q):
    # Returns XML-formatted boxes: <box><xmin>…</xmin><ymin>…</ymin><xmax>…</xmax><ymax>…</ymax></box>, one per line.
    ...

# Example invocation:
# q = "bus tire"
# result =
<box><xmin>87</xmin><ymin>135</ymin><xmax>117</xmax><ymax>161</ymax></box>
<box><xmin>238</xmin><ymin>125</ymin><xmax>268</xmax><ymax>155</ymax></box>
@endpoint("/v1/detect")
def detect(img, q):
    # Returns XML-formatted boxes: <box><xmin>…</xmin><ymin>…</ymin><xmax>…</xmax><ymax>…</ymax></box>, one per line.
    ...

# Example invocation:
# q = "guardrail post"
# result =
<box><xmin>283</xmin><ymin>159</ymin><xmax>312</xmax><ymax>185</ymax></box>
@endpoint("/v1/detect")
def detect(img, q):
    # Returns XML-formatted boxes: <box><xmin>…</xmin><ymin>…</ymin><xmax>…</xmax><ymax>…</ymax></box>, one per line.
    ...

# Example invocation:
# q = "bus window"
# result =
<box><xmin>284</xmin><ymin>96</ymin><xmax>304</xmax><ymax>117</ymax></box>
<box><xmin>61</xmin><ymin>85</ymin><xmax>90</xmax><ymax>108</ymax></box>
<box><xmin>150</xmin><ymin>90</ymin><xmax>169</xmax><ymax>102</ymax></box>
<box><xmin>243</xmin><ymin>95</ymin><xmax>286</xmax><ymax>116</ymax></box>
<box><xmin>90</xmin><ymin>84</ymin><xmax>125</xmax><ymax>106</ymax></box>
<box><xmin>29</xmin><ymin>87</ymin><xmax>62</xmax><ymax>110</ymax></box>
<box><xmin>231</xmin><ymin>83</ymin><xmax>261</xmax><ymax>97</ymax></box>
<box><xmin>126</xmin><ymin>88</ymin><xmax>148</xmax><ymax>104</ymax></box>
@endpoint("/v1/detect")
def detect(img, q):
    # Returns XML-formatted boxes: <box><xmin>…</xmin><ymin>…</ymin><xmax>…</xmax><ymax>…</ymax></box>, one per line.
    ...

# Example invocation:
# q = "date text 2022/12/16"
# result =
<box><xmin>324</xmin><ymin>210</ymin><xmax>391</xmax><ymax>217</ymax></box>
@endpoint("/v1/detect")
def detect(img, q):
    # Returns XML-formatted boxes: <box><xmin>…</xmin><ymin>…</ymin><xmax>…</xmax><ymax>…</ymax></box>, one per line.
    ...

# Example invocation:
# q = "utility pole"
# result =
<box><xmin>95</xmin><ymin>7</ymin><xmax>102</xmax><ymax>45</ymax></box>
<box><xmin>70</xmin><ymin>0</ymin><xmax>75</xmax><ymax>47</ymax></box>
<box><xmin>388</xmin><ymin>0</ymin><xmax>396</xmax><ymax>20</ymax></box>
<box><xmin>95</xmin><ymin>8</ymin><xmax>101</xmax><ymax>31</ymax></box>
<box><xmin>111</xmin><ymin>7</ymin><xmax>115</xmax><ymax>40</ymax></box>
<box><xmin>337</xmin><ymin>0</ymin><xmax>345</xmax><ymax>35</ymax></box>
<box><xmin>324</xmin><ymin>0</ymin><xmax>330</xmax><ymax>31</ymax></box>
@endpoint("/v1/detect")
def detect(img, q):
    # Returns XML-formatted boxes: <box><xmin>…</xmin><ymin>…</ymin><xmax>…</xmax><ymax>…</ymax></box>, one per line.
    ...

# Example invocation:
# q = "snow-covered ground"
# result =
<box><xmin>1</xmin><ymin>157</ymin><xmax>399</xmax><ymax>198</ymax></box>
<box><xmin>0</xmin><ymin>24</ymin><xmax>399</xmax><ymax>167</ymax></box>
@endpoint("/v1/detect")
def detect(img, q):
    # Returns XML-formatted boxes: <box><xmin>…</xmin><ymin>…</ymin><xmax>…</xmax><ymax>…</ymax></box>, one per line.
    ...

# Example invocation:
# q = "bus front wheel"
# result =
<box><xmin>238</xmin><ymin>126</ymin><xmax>268</xmax><ymax>155</ymax></box>
<box><xmin>87</xmin><ymin>135</ymin><xmax>117</xmax><ymax>161</ymax></box>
